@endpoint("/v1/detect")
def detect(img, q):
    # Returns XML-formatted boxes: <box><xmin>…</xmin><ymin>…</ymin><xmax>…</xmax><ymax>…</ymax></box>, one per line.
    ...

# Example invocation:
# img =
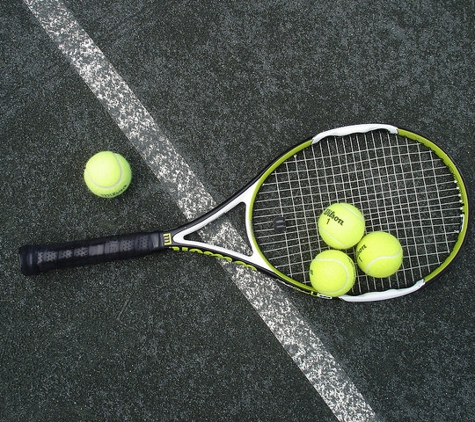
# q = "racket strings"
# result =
<box><xmin>252</xmin><ymin>130</ymin><xmax>464</xmax><ymax>294</ymax></box>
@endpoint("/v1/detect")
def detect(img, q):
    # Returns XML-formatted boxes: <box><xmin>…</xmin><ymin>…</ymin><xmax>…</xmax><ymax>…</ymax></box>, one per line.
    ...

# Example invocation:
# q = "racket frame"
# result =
<box><xmin>19</xmin><ymin>124</ymin><xmax>469</xmax><ymax>302</ymax></box>
<box><xmin>159</xmin><ymin>123</ymin><xmax>470</xmax><ymax>301</ymax></box>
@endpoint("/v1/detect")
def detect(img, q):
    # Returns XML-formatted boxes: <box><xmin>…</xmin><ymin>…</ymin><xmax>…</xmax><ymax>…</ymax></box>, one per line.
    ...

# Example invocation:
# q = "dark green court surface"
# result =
<box><xmin>2</xmin><ymin>1</ymin><xmax>475</xmax><ymax>421</ymax></box>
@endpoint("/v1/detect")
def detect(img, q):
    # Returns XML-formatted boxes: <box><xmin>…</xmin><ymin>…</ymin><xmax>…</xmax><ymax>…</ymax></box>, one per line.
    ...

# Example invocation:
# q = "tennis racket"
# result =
<box><xmin>19</xmin><ymin>124</ymin><xmax>469</xmax><ymax>302</ymax></box>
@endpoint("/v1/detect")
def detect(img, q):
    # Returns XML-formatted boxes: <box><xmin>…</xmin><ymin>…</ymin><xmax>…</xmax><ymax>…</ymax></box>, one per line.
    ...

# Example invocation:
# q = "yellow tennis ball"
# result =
<box><xmin>356</xmin><ymin>231</ymin><xmax>403</xmax><ymax>278</ymax></box>
<box><xmin>318</xmin><ymin>202</ymin><xmax>365</xmax><ymax>249</ymax></box>
<box><xmin>84</xmin><ymin>151</ymin><xmax>132</xmax><ymax>198</ymax></box>
<box><xmin>309</xmin><ymin>250</ymin><xmax>356</xmax><ymax>297</ymax></box>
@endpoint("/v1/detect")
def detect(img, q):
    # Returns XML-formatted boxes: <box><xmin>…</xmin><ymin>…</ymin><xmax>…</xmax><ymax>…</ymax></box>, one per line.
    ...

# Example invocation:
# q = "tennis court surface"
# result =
<box><xmin>1</xmin><ymin>1</ymin><xmax>475</xmax><ymax>420</ymax></box>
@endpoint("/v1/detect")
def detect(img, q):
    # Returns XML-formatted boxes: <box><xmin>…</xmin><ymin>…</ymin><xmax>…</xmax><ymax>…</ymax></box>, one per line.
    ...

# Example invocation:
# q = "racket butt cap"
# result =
<box><xmin>18</xmin><ymin>245</ymin><xmax>40</xmax><ymax>276</ymax></box>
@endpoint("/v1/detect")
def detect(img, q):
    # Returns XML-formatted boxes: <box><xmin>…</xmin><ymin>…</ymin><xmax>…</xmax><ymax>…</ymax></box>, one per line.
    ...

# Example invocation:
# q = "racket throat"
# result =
<box><xmin>168</xmin><ymin>244</ymin><xmax>257</xmax><ymax>270</ymax></box>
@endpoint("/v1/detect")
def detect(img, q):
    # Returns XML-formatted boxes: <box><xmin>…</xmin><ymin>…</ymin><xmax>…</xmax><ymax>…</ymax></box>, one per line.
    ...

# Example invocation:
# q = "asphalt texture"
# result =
<box><xmin>1</xmin><ymin>1</ymin><xmax>475</xmax><ymax>421</ymax></box>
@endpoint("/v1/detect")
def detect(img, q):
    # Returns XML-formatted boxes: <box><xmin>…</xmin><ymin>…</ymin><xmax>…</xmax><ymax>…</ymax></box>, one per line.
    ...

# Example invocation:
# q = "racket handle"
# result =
<box><xmin>19</xmin><ymin>232</ymin><xmax>163</xmax><ymax>276</ymax></box>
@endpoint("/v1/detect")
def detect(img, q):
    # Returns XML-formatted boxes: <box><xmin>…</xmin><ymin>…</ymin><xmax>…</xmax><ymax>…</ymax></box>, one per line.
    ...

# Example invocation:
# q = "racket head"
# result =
<box><xmin>248</xmin><ymin>124</ymin><xmax>469</xmax><ymax>300</ymax></box>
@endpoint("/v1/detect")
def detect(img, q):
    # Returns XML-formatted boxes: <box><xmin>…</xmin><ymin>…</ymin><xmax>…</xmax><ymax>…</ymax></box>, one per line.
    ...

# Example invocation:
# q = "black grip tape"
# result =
<box><xmin>19</xmin><ymin>232</ymin><xmax>163</xmax><ymax>276</ymax></box>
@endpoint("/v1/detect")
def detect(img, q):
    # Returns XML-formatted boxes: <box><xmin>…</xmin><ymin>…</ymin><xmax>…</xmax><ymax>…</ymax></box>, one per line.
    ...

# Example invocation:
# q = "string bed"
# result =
<box><xmin>252</xmin><ymin>130</ymin><xmax>464</xmax><ymax>294</ymax></box>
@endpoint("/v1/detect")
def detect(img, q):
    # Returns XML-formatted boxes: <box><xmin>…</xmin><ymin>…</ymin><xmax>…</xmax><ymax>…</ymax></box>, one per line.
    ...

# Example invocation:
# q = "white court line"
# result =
<box><xmin>23</xmin><ymin>1</ymin><xmax>378</xmax><ymax>420</ymax></box>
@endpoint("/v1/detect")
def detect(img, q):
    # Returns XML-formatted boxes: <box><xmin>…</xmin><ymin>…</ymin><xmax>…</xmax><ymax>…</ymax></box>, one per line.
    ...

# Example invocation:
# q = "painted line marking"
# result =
<box><xmin>23</xmin><ymin>1</ymin><xmax>378</xmax><ymax>420</ymax></box>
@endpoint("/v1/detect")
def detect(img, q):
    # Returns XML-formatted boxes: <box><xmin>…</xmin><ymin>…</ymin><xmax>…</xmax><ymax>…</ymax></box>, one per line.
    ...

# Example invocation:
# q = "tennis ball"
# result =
<box><xmin>84</xmin><ymin>151</ymin><xmax>132</xmax><ymax>198</ymax></box>
<box><xmin>356</xmin><ymin>231</ymin><xmax>403</xmax><ymax>278</ymax></box>
<box><xmin>309</xmin><ymin>250</ymin><xmax>356</xmax><ymax>297</ymax></box>
<box><xmin>318</xmin><ymin>202</ymin><xmax>365</xmax><ymax>249</ymax></box>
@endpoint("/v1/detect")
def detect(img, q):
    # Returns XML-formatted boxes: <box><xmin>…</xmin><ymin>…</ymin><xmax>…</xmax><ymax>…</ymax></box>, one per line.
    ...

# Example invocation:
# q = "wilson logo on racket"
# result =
<box><xmin>163</xmin><ymin>232</ymin><xmax>172</xmax><ymax>246</ymax></box>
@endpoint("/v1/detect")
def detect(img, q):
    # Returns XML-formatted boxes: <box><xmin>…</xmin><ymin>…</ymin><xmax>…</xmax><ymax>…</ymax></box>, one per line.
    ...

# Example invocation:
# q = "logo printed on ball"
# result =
<box><xmin>356</xmin><ymin>244</ymin><xmax>367</xmax><ymax>260</ymax></box>
<box><xmin>323</xmin><ymin>209</ymin><xmax>344</xmax><ymax>226</ymax></box>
